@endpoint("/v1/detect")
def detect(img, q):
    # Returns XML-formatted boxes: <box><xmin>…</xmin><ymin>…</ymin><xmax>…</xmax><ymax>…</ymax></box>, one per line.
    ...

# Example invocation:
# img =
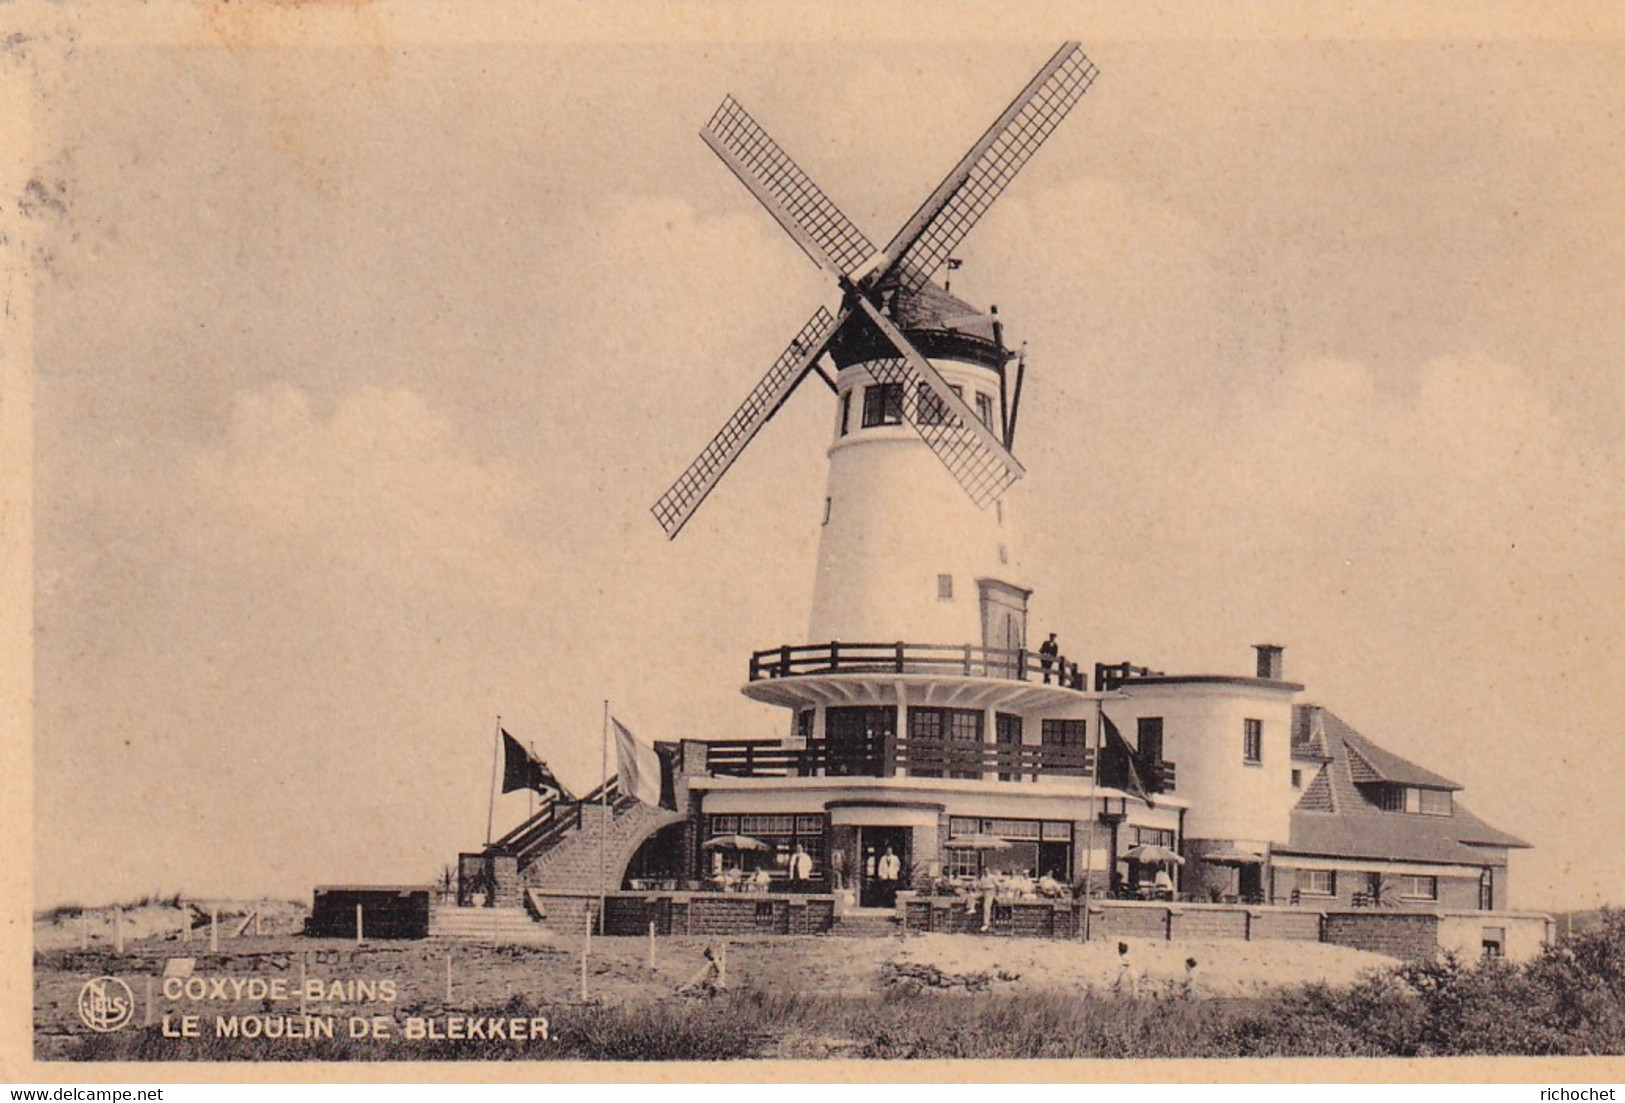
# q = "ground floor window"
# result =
<box><xmin>1296</xmin><ymin>868</ymin><xmax>1336</xmax><ymax>897</ymax></box>
<box><xmin>945</xmin><ymin>817</ymin><xmax>1073</xmax><ymax>882</ymax></box>
<box><xmin>705</xmin><ymin>813</ymin><xmax>825</xmax><ymax>883</ymax></box>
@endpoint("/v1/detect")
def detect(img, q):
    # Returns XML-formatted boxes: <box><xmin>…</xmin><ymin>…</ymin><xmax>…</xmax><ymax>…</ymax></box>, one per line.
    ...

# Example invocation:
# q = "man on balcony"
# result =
<box><xmin>1039</xmin><ymin>633</ymin><xmax>1059</xmax><ymax>684</ymax></box>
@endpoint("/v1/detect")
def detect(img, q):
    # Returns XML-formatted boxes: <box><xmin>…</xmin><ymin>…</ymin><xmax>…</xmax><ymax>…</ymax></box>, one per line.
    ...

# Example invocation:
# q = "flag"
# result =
<box><xmin>501</xmin><ymin>729</ymin><xmax>573</xmax><ymax>800</ymax></box>
<box><xmin>1099</xmin><ymin>712</ymin><xmax>1152</xmax><ymax>805</ymax></box>
<box><xmin>611</xmin><ymin>717</ymin><xmax>676</xmax><ymax>810</ymax></box>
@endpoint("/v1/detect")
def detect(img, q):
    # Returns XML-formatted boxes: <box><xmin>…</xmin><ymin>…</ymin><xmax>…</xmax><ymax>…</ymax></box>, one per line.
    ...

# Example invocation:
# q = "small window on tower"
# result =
<box><xmin>823</xmin><ymin>497</ymin><xmax>832</xmax><ymax>526</ymax></box>
<box><xmin>1243</xmin><ymin>718</ymin><xmax>1263</xmax><ymax>764</ymax></box>
<box><xmin>916</xmin><ymin>385</ymin><xmax>949</xmax><ymax>426</ymax></box>
<box><xmin>937</xmin><ymin>574</ymin><xmax>954</xmax><ymax>601</ymax></box>
<box><xmin>974</xmin><ymin>392</ymin><xmax>995</xmax><ymax>430</ymax></box>
<box><xmin>862</xmin><ymin>383</ymin><xmax>905</xmax><ymax>427</ymax></box>
<box><xmin>998</xmin><ymin>544</ymin><xmax>1009</xmax><ymax>564</ymax></box>
<box><xmin>1291</xmin><ymin>768</ymin><xmax>1303</xmax><ymax>789</ymax></box>
<box><xmin>838</xmin><ymin>390</ymin><xmax>852</xmax><ymax>437</ymax></box>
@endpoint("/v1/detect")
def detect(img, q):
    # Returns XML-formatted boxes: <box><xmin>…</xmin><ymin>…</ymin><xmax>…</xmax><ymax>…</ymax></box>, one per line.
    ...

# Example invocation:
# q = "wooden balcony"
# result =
<box><xmin>749</xmin><ymin>641</ymin><xmax>1088</xmax><ymax>689</ymax></box>
<box><xmin>704</xmin><ymin>737</ymin><xmax>1096</xmax><ymax>782</ymax></box>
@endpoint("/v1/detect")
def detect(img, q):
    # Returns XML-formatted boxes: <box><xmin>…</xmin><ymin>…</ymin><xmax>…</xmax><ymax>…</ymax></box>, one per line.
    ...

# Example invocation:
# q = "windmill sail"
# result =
<box><xmin>851</xmin><ymin>295</ymin><xmax>1024</xmax><ymax>507</ymax></box>
<box><xmin>651</xmin><ymin>305</ymin><xmax>845</xmax><ymax>539</ymax></box>
<box><xmin>884</xmin><ymin>42</ymin><xmax>1098</xmax><ymax>293</ymax></box>
<box><xmin>702</xmin><ymin>96</ymin><xmax>877</xmax><ymax>281</ymax></box>
<box><xmin>654</xmin><ymin>44</ymin><xmax>1095</xmax><ymax>536</ymax></box>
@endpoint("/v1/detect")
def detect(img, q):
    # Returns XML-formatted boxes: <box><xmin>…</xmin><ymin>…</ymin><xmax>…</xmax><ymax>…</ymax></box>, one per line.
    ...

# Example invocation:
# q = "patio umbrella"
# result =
<box><xmin>948</xmin><ymin>833</ymin><xmax>1013</xmax><ymax>850</ymax></box>
<box><xmin>701</xmin><ymin>834</ymin><xmax>768</xmax><ymax>851</ymax></box>
<box><xmin>1123</xmin><ymin>843</ymin><xmax>1185</xmax><ymax>865</ymax></box>
<box><xmin>1201</xmin><ymin>845</ymin><xmax>1264</xmax><ymax>866</ymax></box>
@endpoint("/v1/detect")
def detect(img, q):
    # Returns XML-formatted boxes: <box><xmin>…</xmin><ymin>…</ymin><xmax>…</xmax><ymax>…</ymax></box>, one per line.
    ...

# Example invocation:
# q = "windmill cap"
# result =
<box><xmin>830</xmin><ymin>281</ymin><xmax>1010</xmax><ymax>371</ymax></box>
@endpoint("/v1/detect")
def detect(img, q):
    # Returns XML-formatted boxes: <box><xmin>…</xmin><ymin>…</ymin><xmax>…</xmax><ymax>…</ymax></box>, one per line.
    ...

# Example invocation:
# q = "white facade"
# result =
<box><xmin>1108</xmin><ymin>679</ymin><xmax>1299</xmax><ymax>845</ymax></box>
<box><xmin>807</xmin><ymin>357</ymin><xmax>1022</xmax><ymax>646</ymax></box>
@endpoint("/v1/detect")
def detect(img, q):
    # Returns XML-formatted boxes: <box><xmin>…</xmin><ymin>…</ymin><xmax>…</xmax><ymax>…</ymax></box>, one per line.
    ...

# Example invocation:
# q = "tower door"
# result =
<box><xmin>978</xmin><ymin>579</ymin><xmax>1031</xmax><ymax>676</ymax></box>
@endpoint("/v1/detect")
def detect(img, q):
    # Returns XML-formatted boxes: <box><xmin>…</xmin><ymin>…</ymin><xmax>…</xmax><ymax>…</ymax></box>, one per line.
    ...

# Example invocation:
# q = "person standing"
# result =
<box><xmin>1039</xmin><ymin>633</ymin><xmax>1059</xmax><ymax>684</ymax></box>
<box><xmin>877</xmin><ymin>846</ymin><xmax>902</xmax><ymax>908</ymax></box>
<box><xmin>788</xmin><ymin>844</ymin><xmax>813</xmax><ymax>891</ymax></box>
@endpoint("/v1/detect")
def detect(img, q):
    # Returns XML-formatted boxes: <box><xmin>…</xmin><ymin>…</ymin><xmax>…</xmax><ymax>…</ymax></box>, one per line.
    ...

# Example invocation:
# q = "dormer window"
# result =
<box><xmin>1375</xmin><ymin>785</ymin><xmax>1453</xmax><ymax>816</ymax></box>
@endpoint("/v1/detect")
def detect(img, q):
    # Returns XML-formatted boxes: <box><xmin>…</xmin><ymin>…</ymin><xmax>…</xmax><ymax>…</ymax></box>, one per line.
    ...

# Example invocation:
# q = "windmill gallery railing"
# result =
<box><xmin>749</xmin><ymin>641</ymin><xmax>1089</xmax><ymax>687</ymax></box>
<box><xmin>705</xmin><ymin>737</ymin><xmax>1098</xmax><ymax>782</ymax></box>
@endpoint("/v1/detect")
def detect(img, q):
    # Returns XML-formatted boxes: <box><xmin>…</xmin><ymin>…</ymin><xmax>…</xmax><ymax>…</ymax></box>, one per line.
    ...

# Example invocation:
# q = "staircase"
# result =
<box><xmin>465</xmin><ymin>776</ymin><xmax>686</xmax><ymax>930</ymax></box>
<box><xmin>523</xmin><ymin>797</ymin><xmax>682</xmax><ymax>895</ymax></box>
<box><xmin>833</xmin><ymin>907</ymin><xmax>901</xmax><ymax>937</ymax></box>
<box><xmin>428</xmin><ymin>905</ymin><xmax>552</xmax><ymax>943</ymax></box>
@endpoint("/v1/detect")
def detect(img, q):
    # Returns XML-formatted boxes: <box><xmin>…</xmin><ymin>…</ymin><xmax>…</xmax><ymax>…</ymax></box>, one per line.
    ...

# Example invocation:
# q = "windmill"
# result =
<box><xmin>651</xmin><ymin>43</ymin><xmax>1099</xmax><ymax>543</ymax></box>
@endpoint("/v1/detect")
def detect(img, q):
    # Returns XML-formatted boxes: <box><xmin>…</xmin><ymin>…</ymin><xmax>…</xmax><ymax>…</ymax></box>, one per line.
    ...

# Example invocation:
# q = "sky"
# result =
<box><xmin>18</xmin><ymin>4</ymin><xmax>1625</xmax><ymax>910</ymax></box>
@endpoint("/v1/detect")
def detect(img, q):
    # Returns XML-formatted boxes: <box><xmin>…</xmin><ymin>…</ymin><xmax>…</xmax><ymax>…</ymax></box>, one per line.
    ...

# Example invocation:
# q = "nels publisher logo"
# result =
<box><xmin>77</xmin><ymin>976</ymin><xmax>135</xmax><ymax>1033</ymax></box>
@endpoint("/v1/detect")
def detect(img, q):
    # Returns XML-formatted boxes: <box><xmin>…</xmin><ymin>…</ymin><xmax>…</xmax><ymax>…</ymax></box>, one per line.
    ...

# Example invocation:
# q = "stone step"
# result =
<box><xmin>832</xmin><ymin>915</ymin><xmax>900</xmax><ymax>938</ymax></box>
<box><xmin>428</xmin><ymin>906</ymin><xmax>547</xmax><ymax>941</ymax></box>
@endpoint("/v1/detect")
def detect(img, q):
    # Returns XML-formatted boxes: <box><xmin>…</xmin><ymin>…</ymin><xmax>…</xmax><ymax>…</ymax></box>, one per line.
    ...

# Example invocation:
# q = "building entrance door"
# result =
<box><xmin>1238</xmin><ymin>863</ymin><xmax>1264</xmax><ymax>903</ymax></box>
<box><xmin>1037</xmin><ymin>840</ymin><xmax>1071</xmax><ymax>883</ymax></box>
<box><xmin>859</xmin><ymin>826</ymin><xmax>909</xmax><ymax>908</ymax></box>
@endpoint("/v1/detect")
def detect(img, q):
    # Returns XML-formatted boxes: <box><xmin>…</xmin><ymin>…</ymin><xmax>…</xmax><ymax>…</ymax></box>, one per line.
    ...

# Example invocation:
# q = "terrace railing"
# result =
<box><xmin>749</xmin><ymin>641</ymin><xmax>1087</xmax><ymax>688</ymax></box>
<box><xmin>1094</xmin><ymin>660</ymin><xmax>1165</xmax><ymax>692</ymax></box>
<box><xmin>705</xmin><ymin>737</ymin><xmax>1096</xmax><ymax>782</ymax></box>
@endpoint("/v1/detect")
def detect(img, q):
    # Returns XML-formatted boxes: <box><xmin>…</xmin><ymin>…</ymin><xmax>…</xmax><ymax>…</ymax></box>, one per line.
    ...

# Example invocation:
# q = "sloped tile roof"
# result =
<box><xmin>1451</xmin><ymin>802</ymin><xmax>1531</xmax><ymax>849</ymax></box>
<box><xmin>1290</xmin><ymin>705</ymin><xmax>1332</xmax><ymax>760</ymax></box>
<box><xmin>1337</xmin><ymin>721</ymin><xmax>1462</xmax><ymax>791</ymax></box>
<box><xmin>1287</xmin><ymin>808</ymin><xmax>1496</xmax><ymax>865</ymax></box>
<box><xmin>1295</xmin><ymin>764</ymin><xmax>1336</xmax><ymax>812</ymax></box>
<box><xmin>1282</xmin><ymin>705</ymin><xmax>1529</xmax><ymax>865</ymax></box>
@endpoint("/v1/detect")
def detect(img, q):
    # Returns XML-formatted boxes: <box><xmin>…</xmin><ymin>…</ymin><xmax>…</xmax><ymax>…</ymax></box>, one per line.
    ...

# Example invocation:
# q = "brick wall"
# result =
<box><xmin>1170</xmin><ymin>907</ymin><xmax>1247</xmax><ymax>940</ymax></box>
<box><xmin>1322</xmin><ymin>911</ymin><xmax>1441</xmax><ymax>960</ymax></box>
<box><xmin>1251</xmin><ymin>909</ymin><xmax>1321</xmax><ymax>941</ymax></box>
<box><xmin>601</xmin><ymin>892</ymin><xmax>835</xmax><ymax>936</ymax></box>
<box><xmin>1095</xmin><ymin>904</ymin><xmax>1170</xmax><ymax>940</ymax></box>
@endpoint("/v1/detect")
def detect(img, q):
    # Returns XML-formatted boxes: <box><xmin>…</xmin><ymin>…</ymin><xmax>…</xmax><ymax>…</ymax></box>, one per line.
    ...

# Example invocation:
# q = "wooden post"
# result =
<box><xmin>580</xmin><ymin>910</ymin><xmax>591</xmax><ymax>1003</ymax></box>
<box><xmin>255</xmin><ymin>911</ymin><xmax>264</xmax><ymax>937</ymax></box>
<box><xmin>114</xmin><ymin>906</ymin><xmax>124</xmax><ymax>954</ymax></box>
<box><xmin>355</xmin><ymin>904</ymin><xmax>364</xmax><ymax>944</ymax></box>
<box><xmin>144</xmin><ymin>977</ymin><xmax>154</xmax><ymax>1026</ymax></box>
<box><xmin>445</xmin><ymin>950</ymin><xmax>453</xmax><ymax>1005</ymax></box>
<box><xmin>647</xmin><ymin>919</ymin><xmax>656</xmax><ymax>968</ymax></box>
<box><xmin>210</xmin><ymin>907</ymin><xmax>219</xmax><ymax>952</ymax></box>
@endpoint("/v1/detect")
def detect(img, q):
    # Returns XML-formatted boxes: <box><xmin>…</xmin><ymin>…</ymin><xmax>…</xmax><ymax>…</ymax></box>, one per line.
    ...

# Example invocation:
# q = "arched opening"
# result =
<box><xmin>621</xmin><ymin>822</ymin><xmax>687</xmax><ymax>890</ymax></box>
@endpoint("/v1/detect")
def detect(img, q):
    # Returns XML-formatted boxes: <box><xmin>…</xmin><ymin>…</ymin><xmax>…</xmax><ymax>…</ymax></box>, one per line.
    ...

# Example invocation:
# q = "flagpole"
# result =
<box><xmin>486</xmin><ymin>716</ymin><xmax>502</xmax><ymax>847</ymax></box>
<box><xmin>1083</xmin><ymin>695</ymin><xmax>1103</xmax><ymax>941</ymax></box>
<box><xmin>528</xmin><ymin>740</ymin><xmax>537</xmax><ymax>822</ymax></box>
<box><xmin>599</xmin><ymin>700</ymin><xmax>610</xmax><ymax>934</ymax></box>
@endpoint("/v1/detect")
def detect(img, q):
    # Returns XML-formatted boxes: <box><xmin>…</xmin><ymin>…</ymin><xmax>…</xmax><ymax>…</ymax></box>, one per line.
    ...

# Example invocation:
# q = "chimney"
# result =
<box><xmin>1254</xmin><ymin>643</ymin><xmax>1285</xmax><ymax>680</ymax></box>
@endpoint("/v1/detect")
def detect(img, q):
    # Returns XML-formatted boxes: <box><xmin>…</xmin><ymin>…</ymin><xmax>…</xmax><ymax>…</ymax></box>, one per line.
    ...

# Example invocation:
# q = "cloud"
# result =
<box><xmin>190</xmin><ymin>384</ymin><xmax>534</xmax><ymax>596</ymax></box>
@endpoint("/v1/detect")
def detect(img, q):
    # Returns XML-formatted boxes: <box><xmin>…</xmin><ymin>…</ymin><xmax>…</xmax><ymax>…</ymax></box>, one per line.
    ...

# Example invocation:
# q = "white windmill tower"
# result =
<box><xmin>654</xmin><ymin>42</ymin><xmax>1098</xmax><ymax>662</ymax></box>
